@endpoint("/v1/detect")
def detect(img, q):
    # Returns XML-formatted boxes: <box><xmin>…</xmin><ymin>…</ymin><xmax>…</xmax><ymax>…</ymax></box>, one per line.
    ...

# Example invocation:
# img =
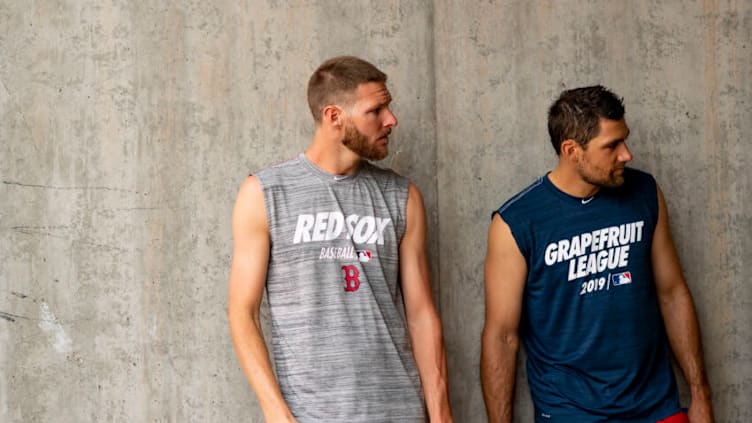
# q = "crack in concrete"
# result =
<box><xmin>2</xmin><ymin>180</ymin><xmax>141</xmax><ymax>194</ymax></box>
<box><xmin>10</xmin><ymin>225</ymin><xmax>71</xmax><ymax>231</ymax></box>
<box><xmin>0</xmin><ymin>311</ymin><xmax>28</xmax><ymax>322</ymax></box>
<box><xmin>7</xmin><ymin>228</ymin><xmax>131</xmax><ymax>253</ymax></box>
<box><xmin>11</xmin><ymin>291</ymin><xmax>28</xmax><ymax>299</ymax></box>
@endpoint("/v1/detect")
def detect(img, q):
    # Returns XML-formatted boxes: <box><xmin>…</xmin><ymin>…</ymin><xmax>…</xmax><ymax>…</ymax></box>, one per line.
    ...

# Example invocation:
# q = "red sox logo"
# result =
<box><xmin>341</xmin><ymin>265</ymin><xmax>360</xmax><ymax>292</ymax></box>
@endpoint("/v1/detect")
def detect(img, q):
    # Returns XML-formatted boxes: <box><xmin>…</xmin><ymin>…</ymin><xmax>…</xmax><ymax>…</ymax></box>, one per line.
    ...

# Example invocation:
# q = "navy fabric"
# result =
<box><xmin>496</xmin><ymin>168</ymin><xmax>680</xmax><ymax>422</ymax></box>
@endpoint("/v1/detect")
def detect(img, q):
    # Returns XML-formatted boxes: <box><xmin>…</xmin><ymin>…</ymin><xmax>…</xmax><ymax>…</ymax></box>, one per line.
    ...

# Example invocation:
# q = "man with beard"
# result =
<box><xmin>481</xmin><ymin>86</ymin><xmax>714</xmax><ymax>423</ymax></box>
<box><xmin>228</xmin><ymin>56</ymin><xmax>453</xmax><ymax>423</ymax></box>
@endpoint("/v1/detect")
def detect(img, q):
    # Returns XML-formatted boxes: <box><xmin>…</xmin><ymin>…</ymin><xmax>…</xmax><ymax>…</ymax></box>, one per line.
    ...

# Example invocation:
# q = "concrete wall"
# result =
<box><xmin>0</xmin><ymin>1</ymin><xmax>748</xmax><ymax>422</ymax></box>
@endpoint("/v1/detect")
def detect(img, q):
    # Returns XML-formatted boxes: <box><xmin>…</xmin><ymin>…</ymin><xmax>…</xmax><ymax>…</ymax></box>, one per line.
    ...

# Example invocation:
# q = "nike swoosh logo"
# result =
<box><xmin>581</xmin><ymin>197</ymin><xmax>594</xmax><ymax>204</ymax></box>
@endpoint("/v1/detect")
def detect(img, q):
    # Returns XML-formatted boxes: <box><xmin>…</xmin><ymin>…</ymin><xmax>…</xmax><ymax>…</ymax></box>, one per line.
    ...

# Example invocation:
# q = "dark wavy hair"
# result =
<box><xmin>547</xmin><ymin>85</ymin><xmax>625</xmax><ymax>154</ymax></box>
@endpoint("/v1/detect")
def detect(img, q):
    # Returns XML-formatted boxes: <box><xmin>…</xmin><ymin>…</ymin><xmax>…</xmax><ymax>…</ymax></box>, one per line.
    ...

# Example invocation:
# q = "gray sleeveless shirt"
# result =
<box><xmin>255</xmin><ymin>154</ymin><xmax>426</xmax><ymax>422</ymax></box>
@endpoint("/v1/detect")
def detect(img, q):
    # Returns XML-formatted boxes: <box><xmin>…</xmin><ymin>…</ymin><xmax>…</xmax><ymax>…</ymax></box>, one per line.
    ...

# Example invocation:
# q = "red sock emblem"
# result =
<box><xmin>341</xmin><ymin>265</ymin><xmax>360</xmax><ymax>292</ymax></box>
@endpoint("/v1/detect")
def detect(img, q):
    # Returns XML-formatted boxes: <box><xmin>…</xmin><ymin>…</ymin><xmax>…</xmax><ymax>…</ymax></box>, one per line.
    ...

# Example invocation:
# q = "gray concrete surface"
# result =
<box><xmin>1</xmin><ymin>1</ymin><xmax>749</xmax><ymax>422</ymax></box>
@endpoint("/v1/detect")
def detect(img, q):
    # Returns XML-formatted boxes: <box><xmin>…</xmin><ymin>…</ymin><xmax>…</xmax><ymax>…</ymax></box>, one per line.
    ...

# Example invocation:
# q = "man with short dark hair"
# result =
<box><xmin>481</xmin><ymin>86</ymin><xmax>714</xmax><ymax>423</ymax></box>
<box><xmin>228</xmin><ymin>56</ymin><xmax>453</xmax><ymax>422</ymax></box>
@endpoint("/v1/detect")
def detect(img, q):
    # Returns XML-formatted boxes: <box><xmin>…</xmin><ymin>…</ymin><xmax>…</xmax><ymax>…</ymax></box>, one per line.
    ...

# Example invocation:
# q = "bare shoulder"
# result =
<box><xmin>404</xmin><ymin>182</ymin><xmax>427</xmax><ymax>233</ymax></box>
<box><xmin>407</xmin><ymin>182</ymin><xmax>424</xmax><ymax>204</ymax></box>
<box><xmin>655</xmin><ymin>182</ymin><xmax>668</xmax><ymax>212</ymax></box>
<box><xmin>487</xmin><ymin>214</ymin><xmax>521</xmax><ymax>253</ymax></box>
<box><xmin>485</xmin><ymin>213</ymin><xmax>527</xmax><ymax>293</ymax></box>
<box><xmin>233</xmin><ymin>175</ymin><xmax>268</xmax><ymax>233</ymax></box>
<box><xmin>237</xmin><ymin>175</ymin><xmax>263</xmax><ymax>202</ymax></box>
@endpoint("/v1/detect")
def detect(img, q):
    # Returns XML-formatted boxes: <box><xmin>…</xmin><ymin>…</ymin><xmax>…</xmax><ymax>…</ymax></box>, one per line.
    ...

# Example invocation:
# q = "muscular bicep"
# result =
<box><xmin>399</xmin><ymin>183</ymin><xmax>435</xmax><ymax>318</ymax></box>
<box><xmin>228</xmin><ymin>176</ymin><xmax>271</xmax><ymax>318</ymax></box>
<box><xmin>483</xmin><ymin>214</ymin><xmax>527</xmax><ymax>337</ymax></box>
<box><xmin>651</xmin><ymin>184</ymin><xmax>687</xmax><ymax>299</ymax></box>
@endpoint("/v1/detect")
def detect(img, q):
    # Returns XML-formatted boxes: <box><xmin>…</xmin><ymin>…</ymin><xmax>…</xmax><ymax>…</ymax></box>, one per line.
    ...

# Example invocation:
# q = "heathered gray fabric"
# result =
<box><xmin>255</xmin><ymin>153</ymin><xmax>426</xmax><ymax>422</ymax></box>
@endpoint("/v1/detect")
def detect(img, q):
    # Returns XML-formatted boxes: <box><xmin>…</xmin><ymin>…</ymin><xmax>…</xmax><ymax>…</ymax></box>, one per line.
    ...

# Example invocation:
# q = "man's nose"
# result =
<box><xmin>619</xmin><ymin>143</ymin><xmax>633</xmax><ymax>162</ymax></box>
<box><xmin>383</xmin><ymin>108</ymin><xmax>398</xmax><ymax>128</ymax></box>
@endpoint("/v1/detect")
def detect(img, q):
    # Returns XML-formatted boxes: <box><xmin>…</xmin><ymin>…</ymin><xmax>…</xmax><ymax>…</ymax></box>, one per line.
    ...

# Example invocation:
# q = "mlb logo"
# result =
<box><xmin>611</xmin><ymin>271</ymin><xmax>632</xmax><ymax>286</ymax></box>
<box><xmin>356</xmin><ymin>250</ymin><xmax>372</xmax><ymax>263</ymax></box>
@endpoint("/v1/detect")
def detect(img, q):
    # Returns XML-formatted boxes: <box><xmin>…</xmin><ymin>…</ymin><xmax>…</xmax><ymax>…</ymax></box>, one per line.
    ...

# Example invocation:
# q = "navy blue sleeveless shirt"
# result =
<box><xmin>496</xmin><ymin>168</ymin><xmax>680</xmax><ymax>422</ymax></box>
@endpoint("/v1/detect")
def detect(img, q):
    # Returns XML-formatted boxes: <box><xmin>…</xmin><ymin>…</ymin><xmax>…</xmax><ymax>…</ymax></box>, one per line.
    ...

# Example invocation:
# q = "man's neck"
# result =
<box><xmin>305</xmin><ymin>132</ymin><xmax>361</xmax><ymax>176</ymax></box>
<box><xmin>548</xmin><ymin>166</ymin><xmax>600</xmax><ymax>199</ymax></box>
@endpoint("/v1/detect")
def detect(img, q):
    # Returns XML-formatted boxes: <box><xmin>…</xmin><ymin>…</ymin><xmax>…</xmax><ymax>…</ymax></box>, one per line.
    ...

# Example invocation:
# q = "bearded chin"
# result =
<box><xmin>583</xmin><ymin>173</ymin><xmax>622</xmax><ymax>189</ymax></box>
<box><xmin>576</xmin><ymin>159</ymin><xmax>624</xmax><ymax>189</ymax></box>
<box><xmin>343</xmin><ymin>126</ymin><xmax>388</xmax><ymax>161</ymax></box>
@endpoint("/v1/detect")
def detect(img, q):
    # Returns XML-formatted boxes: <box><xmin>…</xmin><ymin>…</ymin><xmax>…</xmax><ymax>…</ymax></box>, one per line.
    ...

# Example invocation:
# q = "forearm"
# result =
<box><xmin>659</xmin><ymin>284</ymin><xmax>711</xmax><ymax>398</ymax></box>
<box><xmin>228</xmin><ymin>308</ymin><xmax>294</xmax><ymax>420</ymax></box>
<box><xmin>408</xmin><ymin>310</ymin><xmax>453</xmax><ymax>422</ymax></box>
<box><xmin>480</xmin><ymin>329</ymin><xmax>518</xmax><ymax>423</ymax></box>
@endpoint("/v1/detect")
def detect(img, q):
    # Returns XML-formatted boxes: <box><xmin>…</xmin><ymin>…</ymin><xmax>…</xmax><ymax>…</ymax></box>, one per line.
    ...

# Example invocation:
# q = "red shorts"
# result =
<box><xmin>656</xmin><ymin>411</ymin><xmax>689</xmax><ymax>423</ymax></box>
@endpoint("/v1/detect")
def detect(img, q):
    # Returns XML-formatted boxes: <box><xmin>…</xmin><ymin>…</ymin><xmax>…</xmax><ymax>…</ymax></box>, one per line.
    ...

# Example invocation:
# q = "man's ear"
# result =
<box><xmin>322</xmin><ymin>105</ymin><xmax>343</xmax><ymax>128</ymax></box>
<box><xmin>560</xmin><ymin>139</ymin><xmax>581</xmax><ymax>159</ymax></box>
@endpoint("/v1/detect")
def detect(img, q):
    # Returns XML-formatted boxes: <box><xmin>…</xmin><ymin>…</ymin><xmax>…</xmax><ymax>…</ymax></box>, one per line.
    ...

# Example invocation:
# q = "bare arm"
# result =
<box><xmin>227</xmin><ymin>176</ymin><xmax>297</xmax><ymax>422</ymax></box>
<box><xmin>652</xmin><ymin>185</ymin><xmax>714</xmax><ymax>423</ymax></box>
<box><xmin>400</xmin><ymin>183</ymin><xmax>454</xmax><ymax>422</ymax></box>
<box><xmin>481</xmin><ymin>214</ymin><xmax>527</xmax><ymax>423</ymax></box>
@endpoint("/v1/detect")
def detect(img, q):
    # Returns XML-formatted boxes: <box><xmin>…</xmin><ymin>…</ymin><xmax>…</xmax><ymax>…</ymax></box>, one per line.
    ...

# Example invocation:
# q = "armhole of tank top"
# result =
<box><xmin>648</xmin><ymin>174</ymin><xmax>660</xmax><ymax>227</ymax></box>
<box><xmin>402</xmin><ymin>177</ymin><xmax>412</xmax><ymax>241</ymax></box>
<box><xmin>497</xmin><ymin>205</ymin><xmax>533</xmax><ymax>267</ymax></box>
<box><xmin>254</xmin><ymin>172</ymin><xmax>274</xmax><ymax>236</ymax></box>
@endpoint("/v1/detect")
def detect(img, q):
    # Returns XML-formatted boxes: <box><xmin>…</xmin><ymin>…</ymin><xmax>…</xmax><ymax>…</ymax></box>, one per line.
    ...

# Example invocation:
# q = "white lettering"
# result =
<box><xmin>567</xmin><ymin>245</ymin><xmax>633</xmax><ymax>280</ymax></box>
<box><xmin>591</xmin><ymin>229</ymin><xmax>601</xmax><ymax>252</ymax></box>
<box><xmin>293</xmin><ymin>214</ymin><xmax>314</xmax><ymax>244</ymax></box>
<box><xmin>293</xmin><ymin>212</ymin><xmax>393</xmax><ymax>245</ymax></box>
<box><xmin>635</xmin><ymin>221</ymin><xmax>644</xmax><ymax>242</ymax></box>
<box><xmin>568</xmin><ymin>258</ymin><xmax>577</xmax><ymax>280</ymax></box>
<box><xmin>558</xmin><ymin>239</ymin><xmax>571</xmax><ymax>262</ymax></box>
<box><xmin>353</xmin><ymin>216</ymin><xmax>375</xmax><ymax>243</ymax></box>
<box><xmin>606</xmin><ymin>225</ymin><xmax>624</xmax><ymax>248</ymax></box>
<box><xmin>346</xmin><ymin>214</ymin><xmax>359</xmax><ymax>237</ymax></box>
<box><xmin>618</xmin><ymin>245</ymin><xmax>630</xmax><ymax>267</ymax></box>
<box><xmin>367</xmin><ymin>217</ymin><xmax>391</xmax><ymax>244</ymax></box>
<box><xmin>319</xmin><ymin>246</ymin><xmax>356</xmax><ymax>260</ymax></box>
<box><xmin>585</xmin><ymin>252</ymin><xmax>598</xmax><ymax>275</ymax></box>
<box><xmin>599</xmin><ymin>227</ymin><xmax>612</xmax><ymax>250</ymax></box>
<box><xmin>580</xmin><ymin>232</ymin><xmax>593</xmax><ymax>252</ymax></box>
<box><xmin>545</xmin><ymin>220</ymin><xmax>647</xmax><ymax>268</ymax></box>
<box><xmin>312</xmin><ymin>212</ymin><xmax>329</xmax><ymax>241</ymax></box>
<box><xmin>576</xmin><ymin>254</ymin><xmax>588</xmax><ymax>278</ymax></box>
<box><xmin>545</xmin><ymin>243</ymin><xmax>558</xmax><ymax>266</ymax></box>
<box><xmin>596</xmin><ymin>250</ymin><xmax>609</xmax><ymax>273</ymax></box>
<box><xmin>325</xmin><ymin>212</ymin><xmax>344</xmax><ymax>240</ymax></box>
<box><xmin>570</xmin><ymin>235</ymin><xmax>582</xmax><ymax>258</ymax></box>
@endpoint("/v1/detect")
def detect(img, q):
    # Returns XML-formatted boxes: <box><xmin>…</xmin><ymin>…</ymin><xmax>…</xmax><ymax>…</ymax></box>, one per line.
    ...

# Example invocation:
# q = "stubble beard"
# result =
<box><xmin>342</xmin><ymin>122</ymin><xmax>389</xmax><ymax>161</ymax></box>
<box><xmin>577</xmin><ymin>156</ymin><xmax>625</xmax><ymax>189</ymax></box>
